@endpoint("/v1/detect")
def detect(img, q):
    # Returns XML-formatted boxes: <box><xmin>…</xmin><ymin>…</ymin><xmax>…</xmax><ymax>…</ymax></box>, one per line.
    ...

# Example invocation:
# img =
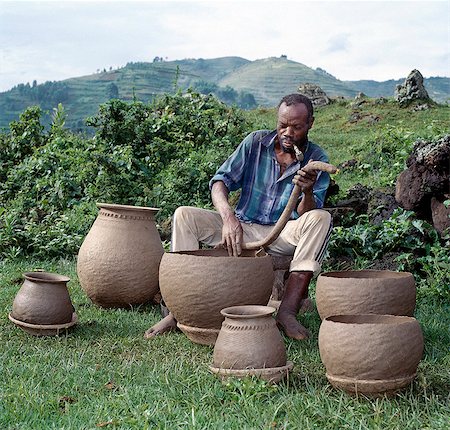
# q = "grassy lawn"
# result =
<box><xmin>1</xmin><ymin>257</ymin><xmax>448</xmax><ymax>429</ymax></box>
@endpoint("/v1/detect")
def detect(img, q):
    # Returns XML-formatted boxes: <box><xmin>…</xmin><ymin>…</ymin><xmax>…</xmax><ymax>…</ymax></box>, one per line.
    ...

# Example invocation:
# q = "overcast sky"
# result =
<box><xmin>0</xmin><ymin>0</ymin><xmax>448</xmax><ymax>92</ymax></box>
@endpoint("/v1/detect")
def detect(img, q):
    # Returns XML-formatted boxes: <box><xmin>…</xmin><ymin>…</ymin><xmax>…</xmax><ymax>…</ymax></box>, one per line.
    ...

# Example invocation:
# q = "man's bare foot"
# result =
<box><xmin>144</xmin><ymin>313</ymin><xmax>177</xmax><ymax>339</ymax></box>
<box><xmin>276</xmin><ymin>312</ymin><xmax>310</xmax><ymax>340</ymax></box>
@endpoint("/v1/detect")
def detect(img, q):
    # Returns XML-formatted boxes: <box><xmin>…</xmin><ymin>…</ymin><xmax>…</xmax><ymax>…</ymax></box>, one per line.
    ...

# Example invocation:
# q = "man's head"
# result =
<box><xmin>276</xmin><ymin>94</ymin><xmax>314</xmax><ymax>153</ymax></box>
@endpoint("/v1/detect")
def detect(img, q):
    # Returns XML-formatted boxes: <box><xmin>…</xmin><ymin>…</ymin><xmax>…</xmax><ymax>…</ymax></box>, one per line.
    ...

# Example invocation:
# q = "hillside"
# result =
<box><xmin>0</xmin><ymin>56</ymin><xmax>448</xmax><ymax>131</ymax></box>
<box><xmin>218</xmin><ymin>57</ymin><xmax>359</xmax><ymax>106</ymax></box>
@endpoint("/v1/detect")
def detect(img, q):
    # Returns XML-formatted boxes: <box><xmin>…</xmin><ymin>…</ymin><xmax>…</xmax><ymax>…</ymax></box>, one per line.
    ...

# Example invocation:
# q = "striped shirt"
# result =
<box><xmin>209</xmin><ymin>129</ymin><xmax>330</xmax><ymax>225</ymax></box>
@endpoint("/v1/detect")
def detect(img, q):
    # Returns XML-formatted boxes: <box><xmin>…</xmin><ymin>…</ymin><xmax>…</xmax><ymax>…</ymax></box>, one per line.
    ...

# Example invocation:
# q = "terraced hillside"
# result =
<box><xmin>218</xmin><ymin>57</ymin><xmax>358</xmax><ymax>106</ymax></box>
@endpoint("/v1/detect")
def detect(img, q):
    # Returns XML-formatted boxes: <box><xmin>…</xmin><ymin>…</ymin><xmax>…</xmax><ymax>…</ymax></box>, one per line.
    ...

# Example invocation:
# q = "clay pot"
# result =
<box><xmin>318</xmin><ymin>314</ymin><xmax>424</xmax><ymax>395</ymax></box>
<box><xmin>159</xmin><ymin>249</ymin><xmax>274</xmax><ymax>345</ymax></box>
<box><xmin>213</xmin><ymin>305</ymin><xmax>286</xmax><ymax>369</ymax></box>
<box><xmin>316</xmin><ymin>270</ymin><xmax>416</xmax><ymax>320</ymax></box>
<box><xmin>77</xmin><ymin>203</ymin><xmax>164</xmax><ymax>308</ymax></box>
<box><xmin>210</xmin><ymin>305</ymin><xmax>293</xmax><ymax>383</ymax></box>
<box><xmin>11</xmin><ymin>271</ymin><xmax>74</xmax><ymax>325</ymax></box>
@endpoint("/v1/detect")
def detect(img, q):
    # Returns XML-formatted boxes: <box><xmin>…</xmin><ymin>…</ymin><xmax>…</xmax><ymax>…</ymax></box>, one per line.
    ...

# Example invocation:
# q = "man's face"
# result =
<box><xmin>276</xmin><ymin>102</ymin><xmax>314</xmax><ymax>153</ymax></box>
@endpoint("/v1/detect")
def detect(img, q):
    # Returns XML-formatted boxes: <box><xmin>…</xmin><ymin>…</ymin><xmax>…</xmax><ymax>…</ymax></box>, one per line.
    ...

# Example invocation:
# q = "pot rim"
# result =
<box><xmin>166</xmin><ymin>249</ymin><xmax>268</xmax><ymax>258</ymax></box>
<box><xmin>23</xmin><ymin>271</ymin><xmax>70</xmax><ymax>283</ymax></box>
<box><xmin>324</xmin><ymin>314</ymin><xmax>418</xmax><ymax>325</ymax></box>
<box><xmin>220</xmin><ymin>305</ymin><xmax>276</xmax><ymax>318</ymax></box>
<box><xmin>319</xmin><ymin>270</ymin><xmax>413</xmax><ymax>280</ymax></box>
<box><xmin>97</xmin><ymin>203</ymin><xmax>160</xmax><ymax>213</ymax></box>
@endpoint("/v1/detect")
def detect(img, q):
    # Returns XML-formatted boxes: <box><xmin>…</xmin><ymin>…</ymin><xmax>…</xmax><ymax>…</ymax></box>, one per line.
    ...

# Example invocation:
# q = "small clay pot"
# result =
<box><xmin>77</xmin><ymin>203</ymin><xmax>164</xmax><ymax>308</ymax></box>
<box><xmin>159</xmin><ymin>249</ymin><xmax>274</xmax><ymax>345</ymax></box>
<box><xmin>210</xmin><ymin>305</ymin><xmax>293</xmax><ymax>383</ymax></box>
<box><xmin>11</xmin><ymin>271</ymin><xmax>74</xmax><ymax>325</ymax></box>
<box><xmin>318</xmin><ymin>314</ymin><xmax>424</xmax><ymax>396</ymax></box>
<box><xmin>316</xmin><ymin>270</ymin><xmax>416</xmax><ymax>320</ymax></box>
<box><xmin>213</xmin><ymin>305</ymin><xmax>287</xmax><ymax>369</ymax></box>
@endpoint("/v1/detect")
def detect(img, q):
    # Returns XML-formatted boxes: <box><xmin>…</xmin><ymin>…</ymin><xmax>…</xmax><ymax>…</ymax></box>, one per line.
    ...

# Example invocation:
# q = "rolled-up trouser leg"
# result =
<box><xmin>268</xmin><ymin>209</ymin><xmax>332</xmax><ymax>275</ymax></box>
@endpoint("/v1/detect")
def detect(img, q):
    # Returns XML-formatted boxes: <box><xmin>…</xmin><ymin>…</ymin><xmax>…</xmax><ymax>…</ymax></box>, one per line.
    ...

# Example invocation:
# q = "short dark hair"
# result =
<box><xmin>278</xmin><ymin>94</ymin><xmax>314</xmax><ymax>119</ymax></box>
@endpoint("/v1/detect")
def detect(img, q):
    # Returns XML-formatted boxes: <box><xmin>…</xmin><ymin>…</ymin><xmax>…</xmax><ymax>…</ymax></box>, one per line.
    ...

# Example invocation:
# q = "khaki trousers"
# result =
<box><xmin>171</xmin><ymin>206</ymin><xmax>332</xmax><ymax>275</ymax></box>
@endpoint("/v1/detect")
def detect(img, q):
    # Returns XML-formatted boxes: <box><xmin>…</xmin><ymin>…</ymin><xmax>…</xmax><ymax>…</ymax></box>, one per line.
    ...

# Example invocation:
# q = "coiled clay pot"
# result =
<box><xmin>316</xmin><ymin>270</ymin><xmax>416</xmax><ymax>320</ymax></box>
<box><xmin>210</xmin><ymin>305</ymin><xmax>293</xmax><ymax>383</ymax></box>
<box><xmin>318</xmin><ymin>314</ymin><xmax>424</xmax><ymax>395</ymax></box>
<box><xmin>77</xmin><ymin>203</ymin><xmax>164</xmax><ymax>308</ymax></box>
<box><xmin>9</xmin><ymin>271</ymin><xmax>77</xmax><ymax>336</ymax></box>
<box><xmin>159</xmin><ymin>249</ymin><xmax>274</xmax><ymax>345</ymax></box>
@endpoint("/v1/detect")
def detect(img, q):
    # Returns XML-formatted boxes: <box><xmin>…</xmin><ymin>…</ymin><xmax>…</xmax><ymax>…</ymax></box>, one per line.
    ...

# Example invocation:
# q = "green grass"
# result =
<box><xmin>1</xmin><ymin>257</ymin><xmax>448</xmax><ymax>429</ymax></box>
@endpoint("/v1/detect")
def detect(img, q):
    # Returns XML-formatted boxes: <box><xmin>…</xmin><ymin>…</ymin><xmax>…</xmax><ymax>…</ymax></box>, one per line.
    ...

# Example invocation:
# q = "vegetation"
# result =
<box><xmin>0</xmin><ymin>90</ymin><xmax>448</xmax><ymax>428</ymax></box>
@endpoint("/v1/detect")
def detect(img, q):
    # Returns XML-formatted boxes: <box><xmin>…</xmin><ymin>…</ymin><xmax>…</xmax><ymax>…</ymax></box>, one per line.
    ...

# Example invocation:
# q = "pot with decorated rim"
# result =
<box><xmin>77</xmin><ymin>203</ymin><xmax>164</xmax><ymax>308</ymax></box>
<box><xmin>209</xmin><ymin>305</ymin><xmax>293</xmax><ymax>383</ymax></box>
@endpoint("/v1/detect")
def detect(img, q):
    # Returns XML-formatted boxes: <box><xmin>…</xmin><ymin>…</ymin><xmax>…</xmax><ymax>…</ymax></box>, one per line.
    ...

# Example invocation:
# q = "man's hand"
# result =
<box><xmin>221</xmin><ymin>214</ymin><xmax>243</xmax><ymax>257</ymax></box>
<box><xmin>293</xmin><ymin>163</ymin><xmax>318</xmax><ymax>194</ymax></box>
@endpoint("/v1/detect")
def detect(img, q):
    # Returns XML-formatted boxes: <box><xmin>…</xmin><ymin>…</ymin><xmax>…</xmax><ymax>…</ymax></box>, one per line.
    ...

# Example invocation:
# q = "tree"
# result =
<box><xmin>107</xmin><ymin>82</ymin><xmax>119</xmax><ymax>99</ymax></box>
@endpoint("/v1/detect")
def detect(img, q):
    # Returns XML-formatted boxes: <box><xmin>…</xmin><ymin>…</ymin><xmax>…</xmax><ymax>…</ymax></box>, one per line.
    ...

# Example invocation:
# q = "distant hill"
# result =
<box><xmin>344</xmin><ymin>76</ymin><xmax>450</xmax><ymax>104</ymax></box>
<box><xmin>218</xmin><ymin>57</ymin><xmax>359</xmax><ymax>105</ymax></box>
<box><xmin>0</xmin><ymin>56</ymin><xmax>448</xmax><ymax>131</ymax></box>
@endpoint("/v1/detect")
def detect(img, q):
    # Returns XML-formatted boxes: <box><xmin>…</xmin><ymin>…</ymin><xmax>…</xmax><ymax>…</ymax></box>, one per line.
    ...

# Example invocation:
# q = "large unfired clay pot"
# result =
<box><xmin>11</xmin><ymin>271</ymin><xmax>74</xmax><ymax>325</ymax></box>
<box><xmin>316</xmin><ymin>270</ymin><xmax>416</xmax><ymax>320</ymax></box>
<box><xmin>318</xmin><ymin>314</ymin><xmax>423</xmax><ymax>396</ymax></box>
<box><xmin>159</xmin><ymin>249</ymin><xmax>274</xmax><ymax>345</ymax></box>
<box><xmin>77</xmin><ymin>203</ymin><xmax>164</xmax><ymax>308</ymax></box>
<box><xmin>210</xmin><ymin>305</ymin><xmax>293</xmax><ymax>383</ymax></box>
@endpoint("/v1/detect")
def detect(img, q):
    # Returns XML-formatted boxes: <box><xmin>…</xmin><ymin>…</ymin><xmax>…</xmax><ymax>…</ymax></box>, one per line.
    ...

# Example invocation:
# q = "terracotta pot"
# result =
<box><xmin>316</xmin><ymin>270</ymin><xmax>416</xmax><ymax>320</ymax></box>
<box><xmin>318</xmin><ymin>314</ymin><xmax>424</xmax><ymax>395</ymax></box>
<box><xmin>159</xmin><ymin>249</ymin><xmax>274</xmax><ymax>345</ymax></box>
<box><xmin>11</xmin><ymin>271</ymin><xmax>74</xmax><ymax>325</ymax></box>
<box><xmin>213</xmin><ymin>305</ymin><xmax>287</xmax><ymax>369</ymax></box>
<box><xmin>77</xmin><ymin>203</ymin><xmax>164</xmax><ymax>308</ymax></box>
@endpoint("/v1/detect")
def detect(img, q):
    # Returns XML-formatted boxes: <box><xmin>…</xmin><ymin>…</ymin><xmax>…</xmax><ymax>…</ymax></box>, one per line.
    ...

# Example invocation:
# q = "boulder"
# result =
<box><xmin>431</xmin><ymin>197</ymin><xmax>450</xmax><ymax>236</ymax></box>
<box><xmin>394</xmin><ymin>69</ymin><xmax>432</xmax><ymax>106</ymax></box>
<box><xmin>297</xmin><ymin>83</ymin><xmax>330</xmax><ymax>106</ymax></box>
<box><xmin>395</xmin><ymin>135</ymin><xmax>449</xmax><ymax>231</ymax></box>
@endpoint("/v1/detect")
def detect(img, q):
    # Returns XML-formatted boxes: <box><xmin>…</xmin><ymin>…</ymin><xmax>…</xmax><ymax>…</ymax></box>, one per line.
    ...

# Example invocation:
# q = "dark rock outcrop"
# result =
<box><xmin>395</xmin><ymin>135</ymin><xmax>449</xmax><ymax>233</ymax></box>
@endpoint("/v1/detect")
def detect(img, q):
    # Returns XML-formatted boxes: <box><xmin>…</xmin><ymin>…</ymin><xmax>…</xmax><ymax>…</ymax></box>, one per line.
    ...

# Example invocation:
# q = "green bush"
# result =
<box><xmin>0</xmin><ymin>90</ymin><xmax>250</xmax><ymax>257</ymax></box>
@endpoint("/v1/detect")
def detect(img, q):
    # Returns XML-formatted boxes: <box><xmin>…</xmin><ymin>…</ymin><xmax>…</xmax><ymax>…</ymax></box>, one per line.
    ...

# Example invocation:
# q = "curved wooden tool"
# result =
<box><xmin>242</xmin><ymin>161</ymin><xmax>338</xmax><ymax>250</ymax></box>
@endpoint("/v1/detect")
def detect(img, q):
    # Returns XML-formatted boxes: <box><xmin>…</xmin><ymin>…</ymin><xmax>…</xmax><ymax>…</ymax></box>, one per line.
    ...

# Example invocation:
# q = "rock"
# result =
<box><xmin>351</xmin><ymin>92</ymin><xmax>368</xmax><ymax>108</ymax></box>
<box><xmin>297</xmin><ymin>83</ymin><xmax>331</xmax><ymax>106</ymax></box>
<box><xmin>334</xmin><ymin>183</ymin><xmax>370</xmax><ymax>214</ymax></box>
<box><xmin>368</xmin><ymin>189</ymin><xmax>399</xmax><ymax>224</ymax></box>
<box><xmin>396</xmin><ymin>135</ymin><xmax>449</xmax><ymax>222</ymax></box>
<box><xmin>339</xmin><ymin>159</ymin><xmax>358</xmax><ymax>170</ymax></box>
<box><xmin>431</xmin><ymin>196</ymin><xmax>450</xmax><ymax>236</ymax></box>
<box><xmin>394</xmin><ymin>69</ymin><xmax>432</xmax><ymax>106</ymax></box>
<box><xmin>407</xmin><ymin>135</ymin><xmax>449</xmax><ymax>171</ymax></box>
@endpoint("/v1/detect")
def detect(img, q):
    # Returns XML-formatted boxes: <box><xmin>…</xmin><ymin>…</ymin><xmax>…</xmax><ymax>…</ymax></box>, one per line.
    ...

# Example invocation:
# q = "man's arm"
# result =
<box><xmin>211</xmin><ymin>181</ymin><xmax>243</xmax><ymax>256</ymax></box>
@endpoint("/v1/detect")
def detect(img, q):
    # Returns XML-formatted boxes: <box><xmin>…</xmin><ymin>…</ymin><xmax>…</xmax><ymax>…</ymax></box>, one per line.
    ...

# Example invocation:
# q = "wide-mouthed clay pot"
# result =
<box><xmin>159</xmin><ymin>249</ymin><xmax>274</xmax><ymax>345</ymax></box>
<box><xmin>210</xmin><ymin>305</ymin><xmax>293</xmax><ymax>383</ymax></box>
<box><xmin>77</xmin><ymin>203</ymin><xmax>164</xmax><ymax>308</ymax></box>
<box><xmin>316</xmin><ymin>270</ymin><xmax>416</xmax><ymax>320</ymax></box>
<box><xmin>318</xmin><ymin>314</ymin><xmax>423</xmax><ymax>396</ymax></box>
<box><xmin>11</xmin><ymin>271</ymin><xmax>74</xmax><ymax>325</ymax></box>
